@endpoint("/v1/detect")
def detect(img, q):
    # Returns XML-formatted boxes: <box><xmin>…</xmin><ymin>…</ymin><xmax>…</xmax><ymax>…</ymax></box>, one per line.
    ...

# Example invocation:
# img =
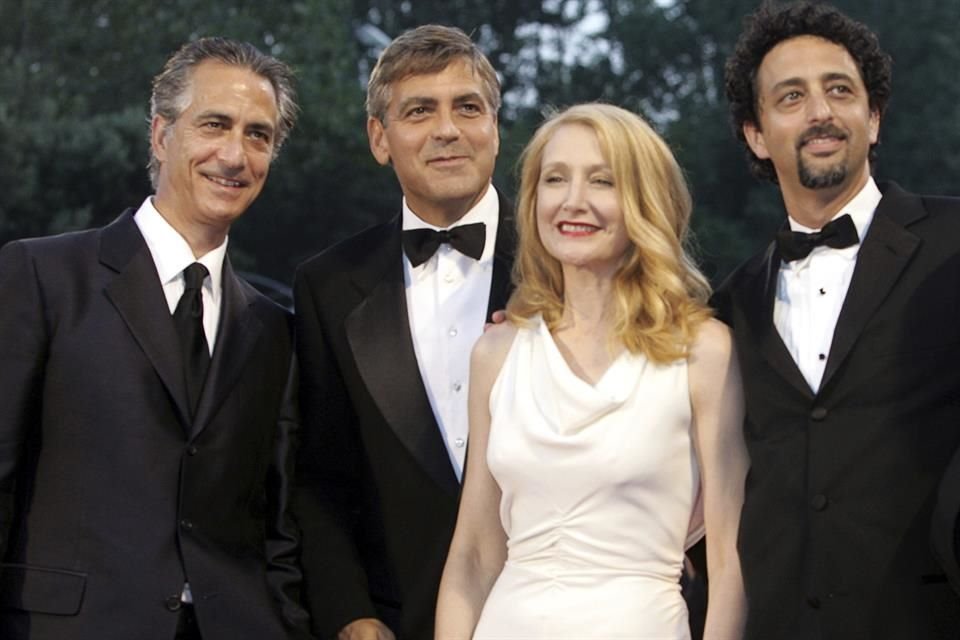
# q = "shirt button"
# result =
<box><xmin>819</xmin><ymin>287</ymin><xmax>826</xmax><ymax>295</ymax></box>
<box><xmin>810</xmin><ymin>407</ymin><xmax>828</xmax><ymax>421</ymax></box>
<box><xmin>454</xmin><ymin>437</ymin><xmax>465</xmax><ymax>448</ymax></box>
<box><xmin>452</xmin><ymin>381</ymin><xmax>462</xmax><ymax>392</ymax></box>
<box><xmin>165</xmin><ymin>595</ymin><xmax>182</xmax><ymax>611</ymax></box>
<box><xmin>444</xmin><ymin>273</ymin><xmax>455</xmax><ymax>283</ymax></box>
<box><xmin>448</xmin><ymin>327</ymin><xmax>458</xmax><ymax>337</ymax></box>
<box><xmin>810</xmin><ymin>494</ymin><xmax>829</xmax><ymax>511</ymax></box>
<box><xmin>818</xmin><ymin>353</ymin><xmax>826</xmax><ymax>361</ymax></box>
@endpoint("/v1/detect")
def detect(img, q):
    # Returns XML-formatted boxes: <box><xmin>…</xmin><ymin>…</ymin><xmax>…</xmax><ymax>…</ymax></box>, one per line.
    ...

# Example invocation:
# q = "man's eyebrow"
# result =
<box><xmin>193</xmin><ymin>110</ymin><xmax>232</xmax><ymax>122</ymax></box>
<box><xmin>822</xmin><ymin>71</ymin><xmax>857</xmax><ymax>84</ymax></box>
<box><xmin>395</xmin><ymin>96</ymin><xmax>437</xmax><ymax>114</ymax></box>
<box><xmin>453</xmin><ymin>91</ymin><xmax>486</xmax><ymax>104</ymax></box>
<box><xmin>769</xmin><ymin>77</ymin><xmax>806</xmax><ymax>94</ymax></box>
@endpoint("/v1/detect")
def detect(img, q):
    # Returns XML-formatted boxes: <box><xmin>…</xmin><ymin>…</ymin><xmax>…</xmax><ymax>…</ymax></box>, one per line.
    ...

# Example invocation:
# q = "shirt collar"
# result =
<box><xmin>401</xmin><ymin>183</ymin><xmax>499</xmax><ymax>265</ymax></box>
<box><xmin>782</xmin><ymin>177</ymin><xmax>881</xmax><ymax>270</ymax></box>
<box><xmin>787</xmin><ymin>176</ymin><xmax>882</xmax><ymax>240</ymax></box>
<box><xmin>133</xmin><ymin>196</ymin><xmax>227</xmax><ymax>298</ymax></box>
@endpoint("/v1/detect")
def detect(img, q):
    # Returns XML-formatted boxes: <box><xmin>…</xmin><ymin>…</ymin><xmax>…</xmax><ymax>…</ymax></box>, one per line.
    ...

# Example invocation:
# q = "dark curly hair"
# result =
<box><xmin>724</xmin><ymin>1</ymin><xmax>892</xmax><ymax>183</ymax></box>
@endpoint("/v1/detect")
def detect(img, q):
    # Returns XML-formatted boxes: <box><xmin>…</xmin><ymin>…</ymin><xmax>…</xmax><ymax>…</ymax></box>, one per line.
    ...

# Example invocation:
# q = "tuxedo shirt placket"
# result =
<box><xmin>775</xmin><ymin>247</ymin><xmax>856</xmax><ymax>393</ymax></box>
<box><xmin>402</xmin><ymin>187</ymin><xmax>498</xmax><ymax>480</ymax></box>
<box><xmin>773</xmin><ymin>179</ymin><xmax>881</xmax><ymax>393</ymax></box>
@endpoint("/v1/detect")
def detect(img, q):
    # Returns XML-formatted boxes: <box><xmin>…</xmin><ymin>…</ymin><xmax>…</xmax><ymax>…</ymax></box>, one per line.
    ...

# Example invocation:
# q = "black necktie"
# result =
<box><xmin>402</xmin><ymin>222</ymin><xmax>486</xmax><ymax>267</ymax></box>
<box><xmin>173</xmin><ymin>262</ymin><xmax>210</xmax><ymax>417</ymax></box>
<box><xmin>776</xmin><ymin>213</ymin><xmax>859</xmax><ymax>262</ymax></box>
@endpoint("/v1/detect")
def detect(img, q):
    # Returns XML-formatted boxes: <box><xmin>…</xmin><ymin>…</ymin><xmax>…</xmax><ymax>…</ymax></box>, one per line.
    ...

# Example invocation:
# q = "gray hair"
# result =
<box><xmin>148</xmin><ymin>36</ymin><xmax>298</xmax><ymax>188</ymax></box>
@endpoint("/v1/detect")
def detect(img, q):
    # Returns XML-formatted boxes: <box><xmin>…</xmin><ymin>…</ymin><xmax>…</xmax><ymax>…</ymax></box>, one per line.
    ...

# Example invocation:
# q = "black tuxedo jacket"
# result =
<box><xmin>714</xmin><ymin>183</ymin><xmax>960</xmax><ymax>640</ymax></box>
<box><xmin>293</xmin><ymin>193</ymin><xmax>514</xmax><ymax>640</ymax></box>
<box><xmin>0</xmin><ymin>211</ymin><xmax>310</xmax><ymax>640</ymax></box>
<box><xmin>933</xmin><ymin>432</ymin><xmax>960</xmax><ymax>594</ymax></box>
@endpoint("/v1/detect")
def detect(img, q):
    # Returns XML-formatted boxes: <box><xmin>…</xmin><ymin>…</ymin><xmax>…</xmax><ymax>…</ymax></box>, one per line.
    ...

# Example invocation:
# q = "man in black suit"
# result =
<box><xmin>293</xmin><ymin>25</ymin><xmax>513</xmax><ymax>640</ymax></box>
<box><xmin>0</xmin><ymin>38</ymin><xmax>310</xmax><ymax>639</ymax></box>
<box><xmin>714</xmin><ymin>3</ymin><xmax>960</xmax><ymax>638</ymax></box>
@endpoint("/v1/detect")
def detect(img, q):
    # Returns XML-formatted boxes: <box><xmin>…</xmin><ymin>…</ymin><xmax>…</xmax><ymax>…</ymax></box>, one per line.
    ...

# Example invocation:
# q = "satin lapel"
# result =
<box><xmin>101</xmin><ymin>211</ymin><xmax>192</xmax><ymax>428</ymax></box>
<box><xmin>191</xmin><ymin>258</ymin><xmax>264</xmax><ymax>439</ymax></box>
<box><xmin>821</xmin><ymin>188</ymin><xmax>922</xmax><ymax>391</ymax></box>
<box><xmin>486</xmin><ymin>190</ymin><xmax>516</xmax><ymax>321</ymax></box>
<box><xmin>740</xmin><ymin>242</ymin><xmax>814</xmax><ymax>398</ymax></box>
<box><xmin>345</xmin><ymin>218</ymin><xmax>460</xmax><ymax>496</ymax></box>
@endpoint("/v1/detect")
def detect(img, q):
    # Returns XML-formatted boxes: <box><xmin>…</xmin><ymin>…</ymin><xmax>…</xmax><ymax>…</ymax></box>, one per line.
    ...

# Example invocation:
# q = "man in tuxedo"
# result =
<box><xmin>714</xmin><ymin>3</ymin><xmax>960</xmax><ymax>638</ymax></box>
<box><xmin>0</xmin><ymin>38</ymin><xmax>310</xmax><ymax>639</ymax></box>
<box><xmin>293</xmin><ymin>25</ymin><xmax>513</xmax><ymax>640</ymax></box>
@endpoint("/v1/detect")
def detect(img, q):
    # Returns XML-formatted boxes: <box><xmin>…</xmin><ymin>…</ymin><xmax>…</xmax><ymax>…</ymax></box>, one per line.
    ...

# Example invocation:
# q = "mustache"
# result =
<box><xmin>796</xmin><ymin>124</ymin><xmax>847</xmax><ymax>150</ymax></box>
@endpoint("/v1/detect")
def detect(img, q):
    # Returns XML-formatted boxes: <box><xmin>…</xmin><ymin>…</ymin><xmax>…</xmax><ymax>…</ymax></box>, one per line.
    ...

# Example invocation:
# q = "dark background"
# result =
<box><xmin>3</xmin><ymin>0</ymin><xmax>958</xmax><ymax>289</ymax></box>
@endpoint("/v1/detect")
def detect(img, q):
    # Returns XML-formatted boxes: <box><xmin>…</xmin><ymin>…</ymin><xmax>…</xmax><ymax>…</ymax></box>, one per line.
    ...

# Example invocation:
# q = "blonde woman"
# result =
<box><xmin>435</xmin><ymin>103</ymin><xmax>747</xmax><ymax>639</ymax></box>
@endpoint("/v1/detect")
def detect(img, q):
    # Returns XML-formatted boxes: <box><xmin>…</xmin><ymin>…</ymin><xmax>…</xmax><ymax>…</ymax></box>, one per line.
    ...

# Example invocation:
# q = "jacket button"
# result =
<box><xmin>187</xmin><ymin>446</ymin><xmax>198</xmax><ymax>456</ymax></box>
<box><xmin>810</xmin><ymin>407</ymin><xmax>828</xmax><ymax>421</ymax></box>
<box><xmin>811</xmin><ymin>494</ymin><xmax>829</xmax><ymax>511</ymax></box>
<box><xmin>807</xmin><ymin>595</ymin><xmax>821</xmax><ymax>609</ymax></box>
<box><xmin>165</xmin><ymin>595</ymin><xmax>182</xmax><ymax>611</ymax></box>
<box><xmin>180</xmin><ymin>519</ymin><xmax>194</xmax><ymax>531</ymax></box>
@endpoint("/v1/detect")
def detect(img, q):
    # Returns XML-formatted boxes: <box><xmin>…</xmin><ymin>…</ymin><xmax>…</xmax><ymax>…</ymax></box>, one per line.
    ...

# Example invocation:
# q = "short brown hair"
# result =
<box><xmin>366</xmin><ymin>25</ymin><xmax>501</xmax><ymax>123</ymax></box>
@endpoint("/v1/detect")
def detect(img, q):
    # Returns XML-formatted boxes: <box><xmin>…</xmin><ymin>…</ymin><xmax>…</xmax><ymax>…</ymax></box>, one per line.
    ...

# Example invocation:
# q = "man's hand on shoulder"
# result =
<box><xmin>338</xmin><ymin>618</ymin><xmax>396</xmax><ymax>640</ymax></box>
<box><xmin>484</xmin><ymin>309</ymin><xmax>507</xmax><ymax>332</ymax></box>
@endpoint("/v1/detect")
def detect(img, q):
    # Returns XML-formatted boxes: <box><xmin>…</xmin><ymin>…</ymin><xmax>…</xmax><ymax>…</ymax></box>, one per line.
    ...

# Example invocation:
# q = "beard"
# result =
<box><xmin>797</xmin><ymin>152</ymin><xmax>848</xmax><ymax>189</ymax></box>
<box><xmin>795</xmin><ymin>123</ymin><xmax>850</xmax><ymax>189</ymax></box>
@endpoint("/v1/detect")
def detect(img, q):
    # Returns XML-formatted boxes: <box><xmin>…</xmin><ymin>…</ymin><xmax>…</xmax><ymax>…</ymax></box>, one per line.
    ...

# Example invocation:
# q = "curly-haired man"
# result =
<box><xmin>714</xmin><ymin>2</ymin><xmax>960</xmax><ymax>638</ymax></box>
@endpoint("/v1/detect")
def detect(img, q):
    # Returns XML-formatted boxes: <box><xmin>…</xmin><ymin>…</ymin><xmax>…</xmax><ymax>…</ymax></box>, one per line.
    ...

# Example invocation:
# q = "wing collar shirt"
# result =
<box><xmin>773</xmin><ymin>177</ymin><xmax>882</xmax><ymax>393</ymax></box>
<box><xmin>403</xmin><ymin>184</ymin><xmax>499</xmax><ymax>480</ymax></box>
<box><xmin>134</xmin><ymin>196</ymin><xmax>227</xmax><ymax>354</ymax></box>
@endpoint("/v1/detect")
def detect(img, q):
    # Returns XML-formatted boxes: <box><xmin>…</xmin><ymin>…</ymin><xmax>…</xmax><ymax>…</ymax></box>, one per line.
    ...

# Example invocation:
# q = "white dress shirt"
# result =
<box><xmin>403</xmin><ymin>184</ymin><xmax>499</xmax><ymax>480</ymax></box>
<box><xmin>134</xmin><ymin>197</ymin><xmax>227</xmax><ymax>354</ymax></box>
<box><xmin>773</xmin><ymin>178</ymin><xmax>882</xmax><ymax>393</ymax></box>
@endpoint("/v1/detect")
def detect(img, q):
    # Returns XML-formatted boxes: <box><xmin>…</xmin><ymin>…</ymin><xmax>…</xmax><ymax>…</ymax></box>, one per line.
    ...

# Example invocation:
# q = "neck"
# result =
<box><xmin>152</xmin><ymin>198</ymin><xmax>227</xmax><ymax>259</ymax></box>
<box><xmin>407</xmin><ymin>188</ymin><xmax>488</xmax><ymax>228</ymax></box>
<box><xmin>781</xmin><ymin>168</ymin><xmax>870</xmax><ymax>229</ymax></box>
<box><xmin>558</xmin><ymin>266</ymin><xmax>617</xmax><ymax>336</ymax></box>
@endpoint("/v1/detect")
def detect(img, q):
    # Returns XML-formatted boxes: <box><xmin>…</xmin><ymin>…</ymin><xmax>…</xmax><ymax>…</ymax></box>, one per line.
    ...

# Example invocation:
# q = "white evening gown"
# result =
<box><xmin>472</xmin><ymin>316</ymin><xmax>704</xmax><ymax>640</ymax></box>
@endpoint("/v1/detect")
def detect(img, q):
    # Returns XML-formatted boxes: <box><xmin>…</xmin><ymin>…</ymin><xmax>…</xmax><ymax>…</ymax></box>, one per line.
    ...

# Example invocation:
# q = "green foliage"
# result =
<box><xmin>2</xmin><ymin>0</ymin><xmax>958</xmax><ymax>286</ymax></box>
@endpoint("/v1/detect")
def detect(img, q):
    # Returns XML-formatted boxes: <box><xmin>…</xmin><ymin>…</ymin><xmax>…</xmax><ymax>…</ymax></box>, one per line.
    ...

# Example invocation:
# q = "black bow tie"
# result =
<box><xmin>402</xmin><ymin>222</ymin><xmax>486</xmax><ymax>267</ymax></box>
<box><xmin>776</xmin><ymin>214</ymin><xmax>859</xmax><ymax>262</ymax></box>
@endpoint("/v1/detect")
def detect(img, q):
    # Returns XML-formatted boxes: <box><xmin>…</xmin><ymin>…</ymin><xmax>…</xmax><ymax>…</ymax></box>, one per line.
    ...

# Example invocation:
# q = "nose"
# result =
<box><xmin>431</xmin><ymin>108</ymin><xmax>461</xmax><ymax>142</ymax></box>
<box><xmin>806</xmin><ymin>89</ymin><xmax>834</xmax><ymax>123</ymax></box>
<box><xmin>217</xmin><ymin>131</ymin><xmax>246</xmax><ymax>169</ymax></box>
<box><xmin>561</xmin><ymin>177</ymin><xmax>588</xmax><ymax>212</ymax></box>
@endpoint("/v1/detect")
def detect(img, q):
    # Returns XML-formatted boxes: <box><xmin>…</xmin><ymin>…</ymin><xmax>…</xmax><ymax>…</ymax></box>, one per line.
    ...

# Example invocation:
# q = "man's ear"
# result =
<box><xmin>367</xmin><ymin>116</ymin><xmax>391</xmax><ymax>166</ymax></box>
<box><xmin>742</xmin><ymin>120</ymin><xmax>770</xmax><ymax>160</ymax></box>
<box><xmin>868</xmin><ymin>109</ymin><xmax>880</xmax><ymax>145</ymax></box>
<box><xmin>151</xmin><ymin>115</ymin><xmax>171</xmax><ymax>163</ymax></box>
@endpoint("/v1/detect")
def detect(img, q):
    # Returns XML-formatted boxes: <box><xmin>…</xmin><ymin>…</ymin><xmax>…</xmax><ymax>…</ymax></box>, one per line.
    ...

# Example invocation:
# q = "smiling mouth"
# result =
<box><xmin>428</xmin><ymin>155</ymin><xmax>469</xmax><ymax>165</ymax></box>
<box><xmin>558</xmin><ymin>222</ymin><xmax>600</xmax><ymax>234</ymax></box>
<box><xmin>797</xmin><ymin>126</ymin><xmax>847</xmax><ymax>152</ymax></box>
<box><xmin>204</xmin><ymin>174</ymin><xmax>246</xmax><ymax>188</ymax></box>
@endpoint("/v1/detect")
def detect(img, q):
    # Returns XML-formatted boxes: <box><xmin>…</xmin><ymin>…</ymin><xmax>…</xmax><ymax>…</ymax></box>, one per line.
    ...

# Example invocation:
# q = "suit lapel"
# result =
<box><xmin>191</xmin><ymin>258</ymin><xmax>263</xmax><ymax>438</ymax></box>
<box><xmin>821</xmin><ymin>183</ymin><xmax>922</xmax><ymax>391</ymax></box>
<box><xmin>486</xmin><ymin>191</ymin><xmax>516</xmax><ymax>320</ymax></box>
<box><xmin>345</xmin><ymin>217</ymin><xmax>460</xmax><ymax>496</ymax></box>
<box><xmin>739</xmin><ymin>242</ymin><xmax>814</xmax><ymax>398</ymax></box>
<box><xmin>101</xmin><ymin>211</ymin><xmax>193</xmax><ymax>428</ymax></box>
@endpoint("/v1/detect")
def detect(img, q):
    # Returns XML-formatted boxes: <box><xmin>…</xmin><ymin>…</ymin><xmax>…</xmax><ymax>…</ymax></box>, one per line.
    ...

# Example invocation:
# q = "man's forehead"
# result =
<box><xmin>392</xmin><ymin>60</ymin><xmax>483</xmax><ymax>93</ymax></box>
<box><xmin>758</xmin><ymin>35</ymin><xmax>860</xmax><ymax>80</ymax></box>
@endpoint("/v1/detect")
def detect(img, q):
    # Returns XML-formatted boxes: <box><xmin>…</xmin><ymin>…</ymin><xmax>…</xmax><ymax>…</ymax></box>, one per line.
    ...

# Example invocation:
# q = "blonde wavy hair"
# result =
<box><xmin>506</xmin><ymin>103</ymin><xmax>712</xmax><ymax>364</ymax></box>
